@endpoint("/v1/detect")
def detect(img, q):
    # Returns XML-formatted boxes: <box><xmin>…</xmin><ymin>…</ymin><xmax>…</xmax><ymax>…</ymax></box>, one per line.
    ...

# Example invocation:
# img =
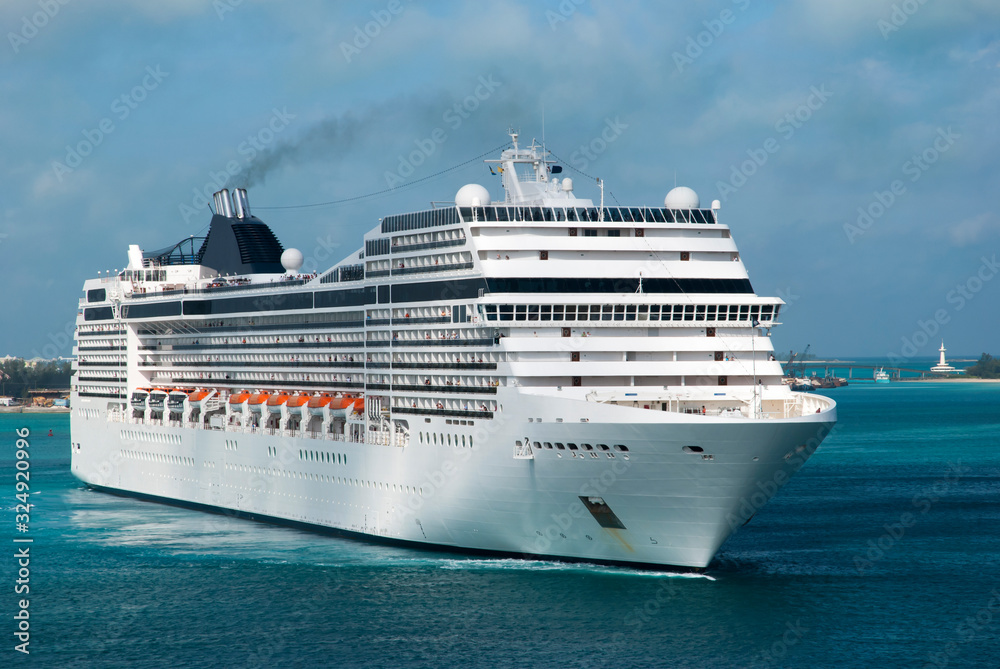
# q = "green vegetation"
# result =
<box><xmin>0</xmin><ymin>359</ymin><xmax>73</xmax><ymax>399</ymax></box>
<box><xmin>965</xmin><ymin>353</ymin><xmax>1000</xmax><ymax>379</ymax></box>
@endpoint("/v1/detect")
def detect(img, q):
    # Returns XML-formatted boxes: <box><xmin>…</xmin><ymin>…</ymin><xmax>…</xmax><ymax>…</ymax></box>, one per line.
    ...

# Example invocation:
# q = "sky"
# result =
<box><xmin>1</xmin><ymin>0</ymin><xmax>998</xmax><ymax>362</ymax></box>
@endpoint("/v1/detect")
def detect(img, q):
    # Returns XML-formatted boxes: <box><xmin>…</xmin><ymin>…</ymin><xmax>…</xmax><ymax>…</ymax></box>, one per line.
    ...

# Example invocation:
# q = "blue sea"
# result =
<box><xmin>3</xmin><ymin>382</ymin><xmax>1000</xmax><ymax>668</ymax></box>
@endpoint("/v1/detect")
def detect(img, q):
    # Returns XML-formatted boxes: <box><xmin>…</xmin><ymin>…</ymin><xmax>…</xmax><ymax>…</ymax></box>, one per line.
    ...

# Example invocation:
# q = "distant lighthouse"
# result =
<box><xmin>930</xmin><ymin>341</ymin><xmax>957</xmax><ymax>374</ymax></box>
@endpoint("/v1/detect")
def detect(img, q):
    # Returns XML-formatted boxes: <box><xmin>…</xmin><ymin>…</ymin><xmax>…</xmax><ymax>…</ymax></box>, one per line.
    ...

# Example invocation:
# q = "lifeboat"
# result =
<box><xmin>247</xmin><ymin>391</ymin><xmax>271</xmax><ymax>412</ymax></box>
<box><xmin>284</xmin><ymin>393</ymin><xmax>309</xmax><ymax>415</ymax></box>
<box><xmin>228</xmin><ymin>390</ymin><xmax>251</xmax><ymax>412</ymax></box>
<box><xmin>307</xmin><ymin>393</ymin><xmax>333</xmax><ymax>416</ymax></box>
<box><xmin>167</xmin><ymin>390</ymin><xmax>191</xmax><ymax>413</ymax></box>
<box><xmin>267</xmin><ymin>391</ymin><xmax>291</xmax><ymax>413</ymax></box>
<box><xmin>131</xmin><ymin>388</ymin><xmax>150</xmax><ymax>411</ymax></box>
<box><xmin>329</xmin><ymin>397</ymin><xmax>359</xmax><ymax>418</ymax></box>
<box><xmin>147</xmin><ymin>389</ymin><xmax>169</xmax><ymax>411</ymax></box>
<box><xmin>187</xmin><ymin>390</ymin><xmax>212</xmax><ymax>408</ymax></box>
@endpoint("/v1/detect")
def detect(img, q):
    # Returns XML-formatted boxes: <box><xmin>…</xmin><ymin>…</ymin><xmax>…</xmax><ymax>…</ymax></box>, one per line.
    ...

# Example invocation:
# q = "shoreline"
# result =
<box><xmin>0</xmin><ymin>406</ymin><xmax>71</xmax><ymax>413</ymax></box>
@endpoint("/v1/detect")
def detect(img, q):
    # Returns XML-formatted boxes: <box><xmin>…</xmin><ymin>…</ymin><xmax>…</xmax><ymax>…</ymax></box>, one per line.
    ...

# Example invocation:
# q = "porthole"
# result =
<box><xmin>683</xmin><ymin>445</ymin><xmax>704</xmax><ymax>453</ymax></box>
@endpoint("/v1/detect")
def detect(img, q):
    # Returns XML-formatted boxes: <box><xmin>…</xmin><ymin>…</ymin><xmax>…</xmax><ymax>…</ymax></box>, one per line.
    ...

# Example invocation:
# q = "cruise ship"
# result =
<box><xmin>70</xmin><ymin>134</ymin><xmax>837</xmax><ymax>569</ymax></box>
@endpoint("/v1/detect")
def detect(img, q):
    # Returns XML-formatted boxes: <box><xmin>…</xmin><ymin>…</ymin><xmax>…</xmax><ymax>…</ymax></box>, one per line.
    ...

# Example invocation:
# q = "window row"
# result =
<box><xmin>482</xmin><ymin>303</ymin><xmax>777</xmax><ymax>322</ymax></box>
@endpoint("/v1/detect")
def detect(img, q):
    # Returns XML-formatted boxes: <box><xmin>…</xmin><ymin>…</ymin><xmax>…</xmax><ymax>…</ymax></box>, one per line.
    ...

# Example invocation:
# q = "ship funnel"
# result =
<box><xmin>213</xmin><ymin>189</ymin><xmax>234</xmax><ymax>217</ymax></box>
<box><xmin>233</xmin><ymin>188</ymin><xmax>250</xmax><ymax>219</ymax></box>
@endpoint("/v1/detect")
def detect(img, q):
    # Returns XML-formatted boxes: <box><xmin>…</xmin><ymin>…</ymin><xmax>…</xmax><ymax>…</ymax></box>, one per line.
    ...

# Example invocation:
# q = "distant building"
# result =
<box><xmin>0</xmin><ymin>397</ymin><xmax>20</xmax><ymax>406</ymax></box>
<box><xmin>930</xmin><ymin>341</ymin><xmax>959</xmax><ymax>374</ymax></box>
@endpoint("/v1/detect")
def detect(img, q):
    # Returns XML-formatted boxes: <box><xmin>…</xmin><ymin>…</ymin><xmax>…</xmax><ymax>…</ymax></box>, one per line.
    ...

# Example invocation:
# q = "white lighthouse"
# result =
<box><xmin>930</xmin><ymin>341</ymin><xmax>958</xmax><ymax>374</ymax></box>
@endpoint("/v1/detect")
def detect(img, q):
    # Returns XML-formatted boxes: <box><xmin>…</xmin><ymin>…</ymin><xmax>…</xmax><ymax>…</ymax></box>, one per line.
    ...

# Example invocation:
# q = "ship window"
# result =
<box><xmin>499</xmin><ymin>304</ymin><xmax>513</xmax><ymax>321</ymax></box>
<box><xmin>555</xmin><ymin>443</ymin><xmax>565</xmax><ymax>450</ymax></box>
<box><xmin>683</xmin><ymin>445</ymin><xmax>704</xmax><ymax>453</ymax></box>
<box><xmin>496</xmin><ymin>207</ymin><xmax>509</xmax><ymax>222</ymax></box>
<box><xmin>751</xmin><ymin>305</ymin><xmax>761</xmax><ymax>321</ymax></box>
<box><xmin>485</xmin><ymin>207</ymin><xmax>497</xmax><ymax>221</ymax></box>
<box><xmin>607</xmin><ymin>208</ymin><xmax>622</xmax><ymax>222</ymax></box>
<box><xmin>543</xmin><ymin>442</ymin><xmax>553</xmax><ymax>449</ymax></box>
<box><xmin>515</xmin><ymin>305</ymin><xmax>527</xmax><ymax>321</ymax></box>
<box><xmin>707</xmin><ymin>305</ymin><xmax>717</xmax><ymax>320</ymax></box>
<box><xmin>87</xmin><ymin>288</ymin><xmax>107</xmax><ymax>303</ymax></box>
<box><xmin>684</xmin><ymin>305</ymin><xmax>695</xmax><ymax>321</ymax></box>
<box><xmin>597</xmin><ymin>306</ymin><xmax>608</xmax><ymax>322</ymax></box>
<box><xmin>614</xmin><ymin>444</ymin><xmax>629</xmax><ymax>452</ymax></box>
<box><xmin>530</xmin><ymin>207</ymin><xmax>543</xmax><ymax>221</ymax></box>
<box><xmin>696</xmin><ymin>305</ymin><xmax>706</xmax><ymax>321</ymax></box>
<box><xmin>607</xmin><ymin>229</ymin><xmax>620</xmax><ymax>237</ymax></box>
<box><xmin>582</xmin><ymin>443</ymin><xmax>593</xmax><ymax>451</ymax></box>
<box><xmin>584</xmin><ymin>229</ymin><xmax>597</xmax><ymax>237</ymax></box>
<box><xmin>541</xmin><ymin>305</ymin><xmax>552</xmax><ymax>321</ymax></box>
<box><xmin>527</xmin><ymin>305</ymin><xmax>539</xmax><ymax>321</ymax></box>
<box><xmin>567</xmin><ymin>443</ymin><xmax>578</xmax><ymax>450</ymax></box>
<box><xmin>563</xmin><ymin>305</ymin><xmax>575</xmax><ymax>320</ymax></box>
<box><xmin>629</xmin><ymin>208</ymin><xmax>643</xmax><ymax>222</ymax></box>
<box><xmin>566</xmin><ymin>209</ymin><xmax>577</xmax><ymax>221</ymax></box>
<box><xmin>740</xmin><ymin>305</ymin><xmax>750</xmax><ymax>320</ymax></box>
<box><xmin>614</xmin><ymin>305</ymin><xmax>625</xmax><ymax>321</ymax></box>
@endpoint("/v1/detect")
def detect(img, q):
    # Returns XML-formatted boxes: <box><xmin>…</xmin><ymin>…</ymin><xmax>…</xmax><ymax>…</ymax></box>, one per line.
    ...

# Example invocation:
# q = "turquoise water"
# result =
<box><xmin>3</xmin><ymin>383</ymin><xmax>999</xmax><ymax>668</ymax></box>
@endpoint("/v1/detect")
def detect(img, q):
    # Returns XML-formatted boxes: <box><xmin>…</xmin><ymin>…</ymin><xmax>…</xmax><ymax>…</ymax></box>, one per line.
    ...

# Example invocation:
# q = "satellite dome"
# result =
<box><xmin>455</xmin><ymin>184</ymin><xmax>491</xmax><ymax>207</ymax></box>
<box><xmin>664</xmin><ymin>186</ymin><xmax>700</xmax><ymax>209</ymax></box>
<box><xmin>281</xmin><ymin>248</ymin><xmax>304</xmax><ymax>273</ymax></box>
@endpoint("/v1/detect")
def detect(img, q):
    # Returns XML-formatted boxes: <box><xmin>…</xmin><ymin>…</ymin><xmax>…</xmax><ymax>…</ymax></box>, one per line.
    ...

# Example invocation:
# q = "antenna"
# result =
<box><xmin>541</xmin><ymin>104</ymin><xmax>545</xmax><ymax>156</ymax></box>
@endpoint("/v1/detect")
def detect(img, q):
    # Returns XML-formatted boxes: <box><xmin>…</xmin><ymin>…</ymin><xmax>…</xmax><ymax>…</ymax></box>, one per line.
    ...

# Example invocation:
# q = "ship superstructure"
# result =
<box><xmin>70</xmin><ymin>134</ymin><xmax>836</xmax><ymax>569</ymax></box>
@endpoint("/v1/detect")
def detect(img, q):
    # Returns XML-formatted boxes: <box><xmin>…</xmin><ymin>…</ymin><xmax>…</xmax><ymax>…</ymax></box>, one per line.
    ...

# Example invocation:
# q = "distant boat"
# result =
<box><xmin>874</xmin><ymin>369</ymin><xmax>890</xmax><ymax>384</ymax></box>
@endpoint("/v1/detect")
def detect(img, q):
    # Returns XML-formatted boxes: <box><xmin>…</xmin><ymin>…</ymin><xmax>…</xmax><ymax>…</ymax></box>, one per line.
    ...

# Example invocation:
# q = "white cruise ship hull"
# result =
<box><xmin>70</xmin><ymin>139</ymin><xmax>838</xmax><ymax>569</ymax></box>
<box><xmin>71</xmin><ymin>389</ymin><xmax>834</xmax><ymax>569</ymax></box>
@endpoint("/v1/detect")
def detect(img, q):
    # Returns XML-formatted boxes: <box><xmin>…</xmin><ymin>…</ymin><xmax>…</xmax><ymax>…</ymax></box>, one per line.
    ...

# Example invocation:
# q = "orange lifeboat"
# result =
<box><xmin>247</xmin><ymin>391</ymin><xmax>271</xmax><ymax>412</ymax></box>
<box><xmin>307</xmin><ymin>393</ymin><xmax>333</xmax><ymax>415</ymax></box>
<box><xmin>267</xmin><ymin>391</ymin><xmax>291</xmax><ymax>413</ymax></box>
<box><xmin>228</xmin><ymin>390</ymin><xmax>251</xmax><ymax>411</ymax></box>
<box><xmin>285</xmin><ymin>393</ymin><xmax>309</xmax><ymax>414</ymax></box>
<box><xmin>329</xmin><ymin>396</ymin><xmax>361</xmax><ymax>418</ymax></box>
<box><xmin>187</xmin><ymin>390</ymin><xmax>211</xmax><ymax>408</ymax></box>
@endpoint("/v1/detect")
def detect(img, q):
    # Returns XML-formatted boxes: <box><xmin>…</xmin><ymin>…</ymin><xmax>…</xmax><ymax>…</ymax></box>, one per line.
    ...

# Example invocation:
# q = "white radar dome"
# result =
<box><xmin>561</xmin><ymin>177</ymin><xmax>573</xmax><ymax>192</ymax></box>
<box><xmin>455</xmin><ymin>184</ymin><xmax>491</xmax><ymax>207</ymax></box>
<box><xmin>281</xmin><ymin>248</ymin><xmax>304</xmax><ymax>273</ymax></box>
<box><xmin>664</xmin><ymin>186</ymin><xmax>700</xmax><ymax>209</ymax></box>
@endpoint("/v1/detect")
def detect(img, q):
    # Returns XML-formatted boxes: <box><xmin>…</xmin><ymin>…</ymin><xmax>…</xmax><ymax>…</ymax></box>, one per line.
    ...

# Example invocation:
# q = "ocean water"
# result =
<box><xmin>3</xmin><ymin>382</ymin><xmax>999</xmax><ymax>668</ymax></box>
